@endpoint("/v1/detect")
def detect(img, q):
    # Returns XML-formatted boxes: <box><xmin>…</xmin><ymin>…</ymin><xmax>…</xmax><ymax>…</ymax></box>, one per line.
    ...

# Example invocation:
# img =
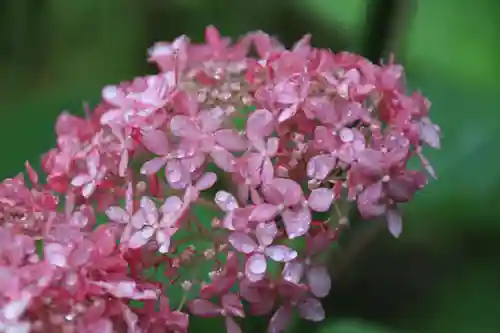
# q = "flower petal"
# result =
<box><xmin>281</xmin><ymin>207</ymin><xmax>311</xmax><ymax>239</ymax></box>
<box><xmin>189</xmin><ymin>299</ymin><xmax>221</xmax><ymax>317</ymax></box>
<box><xmin>141</xmin><ymin>129</ymin><xmax>170</xmax><ymax>155</ymax></box>
<box><xmin>228</xmin><ymin>232</ymin><xmax>258</xmax><ymax>254</ymax></box>
<box><xmin>308</xmin><ymin>188</ymin><xmax>334</xmax><ymax>212</ymax></box>
<box><xmin>250</xmin><ymin>204</ymin><xmax>280</xmax><ymax>222</ymax></box>
<box><xmin>140</xmin><ymin>157</ymin><xmax>167</xmax><ymax>175</ymax></box>
<box><xmin>265</xmin><ymin>245</ymin><xmax>297</xmax><ymax>262</ymax></box>
<box><xmin>297</xmin><ymin>297</ymin><xmax>325</xmax><ymax>322</ymax></box>
<box><xmin>255</xmin><ymin>222</ymin><xmax>277</xmax><ymax>247</ymax></box>
<box><xmin>306</xmin><ymin>265</ymin><xmax>331</xmax><ymax>298</ymax></box>
<box><xmin>105</xmin><ymin>206</ymin><xmax>129</xmax><ymax>223</ymax></box>
<box><xmin>245</xmin><ymin>253</ymin><xmax>267</xmax><ymax>282</ymax></box>
<box><xmin>386</xmin><ymin>207</ymin><xmax>403</xmax><ymax>238</ymax></box>
<box><xmin>128</xmin><ymin>230</ymin><xmax>150</xmax><ymax>249</ymax></box>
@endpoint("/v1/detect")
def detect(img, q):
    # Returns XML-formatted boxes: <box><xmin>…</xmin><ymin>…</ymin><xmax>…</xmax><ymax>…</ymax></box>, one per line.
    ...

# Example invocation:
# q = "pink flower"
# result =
<box><xmin>100</xmin><ymin>73</ymin><xmax>174</xmax><ymax>129</ymax></box>
<box><xmin>229</xmin><ymin>222</ymin><xmax>297</xmax><ymax>281</ymax></box>
<box><xmin>127</xmin><ymin>196</ymin><xmax>186</xmax><ymax>253</ymax></box>
<box><xmin>0</xmin><ymin>25</ymin><xmax>440</xmax><ymax>332</ymax></box>
<box><xmin>71</xmin><ymin>149</ymin><xmax>107</xmax><ymax>198</ymax></box>
<box><xmin>170</xmin><ymin>105</ymin><xmax>245</xmax><ymax>172</ymax></box>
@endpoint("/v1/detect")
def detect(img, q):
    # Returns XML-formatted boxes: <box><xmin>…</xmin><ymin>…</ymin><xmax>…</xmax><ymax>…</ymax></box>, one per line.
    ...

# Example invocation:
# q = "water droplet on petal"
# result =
<box><xmin>339</xmin><ymin>128</ymin><xmax>354</xmax><ymax>142</ymax></box>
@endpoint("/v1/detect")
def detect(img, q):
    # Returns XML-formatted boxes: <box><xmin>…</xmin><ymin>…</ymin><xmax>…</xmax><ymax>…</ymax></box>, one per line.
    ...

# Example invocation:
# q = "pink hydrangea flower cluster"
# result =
<box><xmin>0</xmin><ymin>26</ymin><xmax>440</xmax><ymax>333</ymax></box>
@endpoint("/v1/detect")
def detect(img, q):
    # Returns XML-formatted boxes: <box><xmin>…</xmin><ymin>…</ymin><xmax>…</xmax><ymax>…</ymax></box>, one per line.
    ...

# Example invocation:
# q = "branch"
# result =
<box><xmin>361</xmin><ymin>0</ymin><xmax>416</xmax><ymax>63</ymax></box>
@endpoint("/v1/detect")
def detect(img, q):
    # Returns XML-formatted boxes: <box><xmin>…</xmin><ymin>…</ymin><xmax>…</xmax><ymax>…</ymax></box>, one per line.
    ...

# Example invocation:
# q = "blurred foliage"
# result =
<box><xmin>1</xmin><ymin>0</ymin><xmax>499</xmax><ymax>332</ymax></box>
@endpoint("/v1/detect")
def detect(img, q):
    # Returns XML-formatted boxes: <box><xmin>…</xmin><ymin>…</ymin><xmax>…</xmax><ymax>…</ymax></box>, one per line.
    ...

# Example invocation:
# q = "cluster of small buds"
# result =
<box><xmin>0</xmin><ymin>26</ymin><xmax>440</xmax><ymax>333</ymax></box>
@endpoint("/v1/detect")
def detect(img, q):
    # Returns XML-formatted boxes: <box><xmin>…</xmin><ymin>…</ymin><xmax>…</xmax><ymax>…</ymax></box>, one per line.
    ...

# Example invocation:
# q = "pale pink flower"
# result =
<box><xmin>71</xmin><ymin>149</ymin><xmax>107</xmax><ymax>198</ymax></box>
<box><xmin>229</xmin><ymin>222</ymin><xmax>297</xmax><ymax>281</ymax></box>
<box><xmin>127</xmin><ymin>195</ymin><xmax>186</xmax><ymax>253</ymax></box>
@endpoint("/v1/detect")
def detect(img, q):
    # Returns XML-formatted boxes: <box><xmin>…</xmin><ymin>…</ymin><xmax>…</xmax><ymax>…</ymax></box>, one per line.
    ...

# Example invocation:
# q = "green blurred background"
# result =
<box><xmin>1</xmin><ymin>1</ymin><xmax>499</xmax><ymax>332</ymax></box>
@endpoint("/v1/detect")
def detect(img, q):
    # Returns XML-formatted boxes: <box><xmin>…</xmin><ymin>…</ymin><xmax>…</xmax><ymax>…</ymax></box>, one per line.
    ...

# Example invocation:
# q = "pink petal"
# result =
<box><xmin>100</xmin><ymin>109</ymin><xmax>124</xmax><ymax>126</ymax></box>
<box><xmin>88</xmin><ymin>319</ymin><xmax>113</xmax><ymax>333</ymax></box>
<box><xmin>250</xmin><ymin>204</ymin><xmax>280</xmax><ymax>222</ymax></box>
<box><xmin>44</xmin><ymin>243</ymin><xmax>68</xmax><ymax>267</ymax></box>
<box><xmin>356</xmin><ymin>149</ymin><xmax>386</xmax><ymax>177</ymax></box>
<box><xmin>270</xmin><ymin>178</ymin><xmax>303</xmax><ymax>206</ymax></box>
<box><xmin>418</xmin><ymin>151</ymin><xmax>437</xmax><ymax>179</ymax></box>
<box><xmin>121</xmin><ymin>304</ymin><xmax>139</xmax><ymax>333</ymax></box>
<box><xmin>141</xmin><ymin>130</ymin><xmax>170</xmax><ymax>155</ymax></box>
<box><xmin>105</xmin><ymin>206</ymin><xmax>129</xmax><ymax>223</ymax></box>
<box><xmin>228</xmin><ymin>232</ymin><xmax>258</xmax><ymax>254</ymax></box>
<box><xmin>277</xmin><ymin>105</ymin><xmax>297</xmax><ymax>123</ymax></box>
<box><xmin>141</xmin><ymin>226</ymin><xmax>155</xmax><ymax>239</ymax></box>
<box><xmin>82</xmin><ymin>182</ymin><xmax>96</xmax><ymax>198</ymax></box>
<box><xmin>119</xmin><ymin>149</ymin><xmax>129</xmax><ymax>177</ymax></box>
<box><xmin>2</xmin><ymin>291</ymin><xmax>31</xmax><ymax>321</ymax></box>
<box><xmin>156</xmin><ymin>229</ymin><xmax>173</xmax><ymax>253</ymax></box>
<box><xmin>306</xmin><ymin>266</ymin><xmax>331</xmax><ymax>298</ymax></box>
<box><xmin>140</xmin><ymin>157</ymin><xmax>167</xmax><ymax>175</ymax></box>
<box><xmin>140</xmin><ymin>196</ymin><xmax>158</xmax><ymax>225</ymax></box>
<box><xmin>268</xmin><ymin>306</ymin><xmax>293</xmax><ymax>333</ymax></box>
<box><xmin>245</xmin><ymin>253</ymin><xmax>267</xmax><ymax>282</ymax></box>
<box><xmin>198</xmin><ymin>107</ymin><xmax>225</xmax><ymax>133</ymax></box>
<box><xmin>282</xmin><ymin>207</ymin><xmax>311</xmax><ymax>239</ymax></box>
<box><xmin>357</xmin><ymin>182</ymin><xmax>386</xmax><ymax>218</ymax></box>
<box><xmin>214</xmin><ymin>129</ymin><xmax>247</xmax><ymax>151</ymax></box>
<box><xmin>128</xmin><ymin>230</ymin><xmax>150</xmax><ymax>249</ymax></box>
<box><xmin>170</xmin><ymin>115</ymin><xmax>200</xmax><ymax>138</ymax></box>
<box><xmin>246</xmin><ymin>109</ymin><xmax>274</xmax><ymax>141</ymax></box>
<box><xmin>215</xmin><ymin>191</ymin><xmax>239</xmax><ymax>212</ymax></box>
<box><xmin>131</xmin><ymin>211</ymin><xmax>146</xmax><ymax>229</ymax></box>
<box><xmin>68</xmin><ymin>240</ymin><xmax>93</xmax><ymax>266</ymax></box>
<box><xmin>261</xmin><ymin>158</ymin><xmax>274</xmax><ymax>184</ymax></box>
<box><xmin>386</xmin><ymin>173</ymin><xmax>422</xmax><ymax>202</ymax></box>
<box><xmin>160</xmin><ymin>196</ymin><xmax>183</xmax><ymax>215</ymax></box>
<box><xmin>165</xmin><ymin>159</ymin><xmax>191</xmax><ymax>189</ymax></box>
<box><xmin>419</xmin><ymin>117</ymin><xmax>441</xmax><ymax>149</ymax></box>
<box><xmin>297</xmin><ymin>297</ymin><xmax>325</xmax><ymax>322</ymax></box>
<box><xmin>71</xmin><ymin>174</ymin><xmax>91</xmax><ymax>187</ymax></box>
<box><xmin>102</xmin><ymin>85</ymin><xmax>126</xmax><ymax>107</ymax></box>
<box><xmin>386</xmin><ymin>207</ymin><xmax>402</xmax><ymax>238</ymax></box>
<box><xmin>95</xmin><ymin>281</ymin><xmax>157</xmax><ymax>300</ymax></box>
<box><xmin>282</xmin><ymin>262</ymin><xmax>305</xmax><ymax>284</ymax></box>
<box><xmin>307</xmin><ymin>154</ymin><xmax>336</xmax><ymax>180</ymax></box>
<box><xmin>265</xmin><ymin>137</ymin><xmax>279</xmax><ymax>155</ymax></box>
<box><xmin>308</xmin><ymin>188</ymin><xmax>334</xmax><ymax>212</ymax></box>
<box><xmin>86</xmin><ymin>150</ymin><xmax>100</xmax><ymax>176</ymax></box>
<box><xmin>222</xmin><ymin>293</ymin><xmax>245</xmax><ymax>318</ymax></box>
<box><xmin>189</xmin><ymin>299</ymin><xmax>222</xmax><ymax>317</ymax></box>
<box><xmin>265</xmin><ymin>245</ymin><xmax>297</xmax><ymax>262</ymax></box>
<box><xmin>255</xmin><ymin>222</ymin><xmax>277</xmax><ymax>247</ymax></box>
<box><xmin>195</xmin><ymin>172</ymin><xmax>217</xmax><ymax>191</ymax></box>
<box><xmin>210</xmin><ymin>147</ymin><xmax>235</xmax><ymax>172</ymax></box>
<box><xmin>91</xmin><ymin>225</ymin><xmax>116</xmax><ymax>256</ymax></box>
<box><xmin>205</xmin><ymin>25</ymin><xmax>222</xmax><ymax>47</ymax></box>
